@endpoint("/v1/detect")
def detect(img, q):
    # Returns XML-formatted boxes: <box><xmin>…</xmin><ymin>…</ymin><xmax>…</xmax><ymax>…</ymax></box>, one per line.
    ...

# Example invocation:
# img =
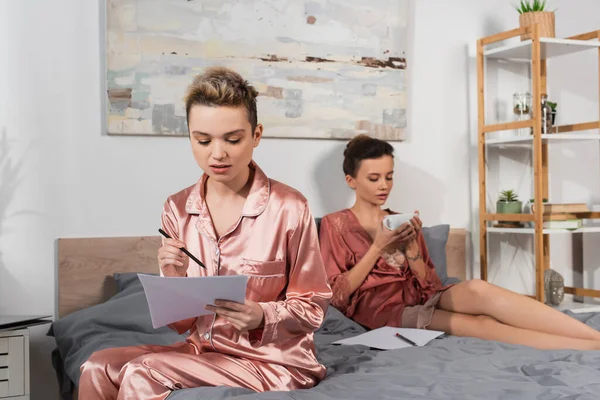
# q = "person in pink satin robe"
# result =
<box><xmin>319</xmin><ymin>134</ymin><xmax>600</xmax><ymax>350</ymax></box>
<box><xmin>78</xmin><ymin>67</ymin><xmax>332</xmax><ymax>399</ymax></box>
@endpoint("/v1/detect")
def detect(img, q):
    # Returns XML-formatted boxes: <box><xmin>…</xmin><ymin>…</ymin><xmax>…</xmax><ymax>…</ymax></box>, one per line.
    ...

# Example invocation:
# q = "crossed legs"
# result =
<box><xmin>426</xmin><ymin>280</ymin><xmax>600</xmax><ymax>350</ymax></box>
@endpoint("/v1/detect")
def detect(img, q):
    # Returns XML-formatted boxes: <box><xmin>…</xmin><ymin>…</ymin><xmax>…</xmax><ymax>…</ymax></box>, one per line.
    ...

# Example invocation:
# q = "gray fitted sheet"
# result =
<box><xmin>167</xmin><ymin>310</ymin><xmax>600</xmax><ymax>400</ymax></box>
<box><xmin>49</xmin><ymin>275</ymin><xmax>600</xmax><ymax>400</ymax></box>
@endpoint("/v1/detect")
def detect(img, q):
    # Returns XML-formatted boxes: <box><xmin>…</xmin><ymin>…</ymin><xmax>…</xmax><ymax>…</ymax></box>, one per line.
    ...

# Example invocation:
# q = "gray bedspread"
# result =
<box><xmin>167</xmin><ymin>309</ymin><xmax>600</xmax><ymax>400</ymax></box>
<box><xmin>49</xmin><ymin>274</ymin><xmax>600</xmax><ymax>399</ymax></box>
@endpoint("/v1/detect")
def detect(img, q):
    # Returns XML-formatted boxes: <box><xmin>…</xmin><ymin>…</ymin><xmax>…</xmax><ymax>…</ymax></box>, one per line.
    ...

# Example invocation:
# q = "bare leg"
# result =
<box><xmin>429</xmin><ymin>309</ymin><xmax>600</xmax><ymax>350</ymax></box>
<box><xmin>438</xmin><ymin>280</ymin><xmax>600</xmax><ymax>341</ymax></box>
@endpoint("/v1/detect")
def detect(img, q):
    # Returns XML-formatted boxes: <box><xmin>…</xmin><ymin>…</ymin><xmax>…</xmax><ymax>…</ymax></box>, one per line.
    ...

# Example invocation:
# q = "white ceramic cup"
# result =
<box><xmin>383</xmin><ymin>213</ymin><xmax>417</xmax><ymax>230</ymax></box>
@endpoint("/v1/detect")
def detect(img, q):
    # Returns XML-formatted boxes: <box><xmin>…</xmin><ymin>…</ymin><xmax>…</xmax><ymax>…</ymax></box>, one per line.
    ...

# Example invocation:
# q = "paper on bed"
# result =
<box><xmin>138</xmin><ymin>273</ymin><xmax>248</xmax><ymax>329</ymax></box>
<box><xmin>333</xmin><ymin>326</ymin><xmax>444</xmax><ymax>350</ymax></box>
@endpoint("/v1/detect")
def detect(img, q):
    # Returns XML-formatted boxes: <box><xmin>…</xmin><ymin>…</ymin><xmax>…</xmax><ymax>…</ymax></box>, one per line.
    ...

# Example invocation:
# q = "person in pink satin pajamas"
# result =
<box><xmin>78</xmin><ymin>67</ymin><xmax>332</xmax><ymax>399</ymax></box>
<box><xmin>319</xmin><ymin>134</ymin><xmax>600</xmax><ymax>350</ymax></box>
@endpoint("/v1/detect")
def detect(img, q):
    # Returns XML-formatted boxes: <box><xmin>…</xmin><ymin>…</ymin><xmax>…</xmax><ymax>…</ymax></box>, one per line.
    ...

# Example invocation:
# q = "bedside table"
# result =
<box><xmin>0</xmin><ymin>315</ymin><xmax>51</xmax><ymax>400</ymax></box>
<box><xmin>0</xmin><ymin>328</ymin><xmax>29</xmax><ymax>399</ymax></box>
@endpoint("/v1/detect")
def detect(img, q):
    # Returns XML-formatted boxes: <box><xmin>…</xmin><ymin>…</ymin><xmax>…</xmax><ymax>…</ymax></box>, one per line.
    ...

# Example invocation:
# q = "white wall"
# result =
<box><xmin>0</xmin><ymin>1</ymin><xmax>598</xmax><ymax>399</ymax></box>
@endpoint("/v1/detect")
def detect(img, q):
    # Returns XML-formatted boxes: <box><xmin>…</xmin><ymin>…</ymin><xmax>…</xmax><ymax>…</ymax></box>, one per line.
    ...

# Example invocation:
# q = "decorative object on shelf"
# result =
<box><xmin>544</xmin><ymin>268</ymin><xmax>564</xmax><ymax>306</ymax></box>
<box><xmin>513</xmin><ymin>92</ymin><xmax>532</xmax><ymax>136</ymax></box>
<box><xmin>523</xmin><ymin>198</ymin><xmax>548</xmax><ymax>227</ymax></box>
<box><xmin>540</xmin><ymin>94</ymin><xmax>553</xmax><ymax>134</ymax></box>
<box><xmin>513</xmin><ymin>92</ymin><xmax>532</xmax><ymax>117</ymax></box>
<box><xmin>515</xmin><ymin>0</ymin><xmax>556</xmax><ymax>41</ymax></box>
<box><xmin>524</xmin><ymin>198</ymin><xmax>548</xmax><ymax>213</ymax></box>
<box><xmin>531</xmin><ymin>202</ymin><xmax>589</xmax><ymax>214</ymax></box>
<box><xmin>543</xmin><ymin>219</ymin><xmax>583</xmax><ymax>230</ymax></box>
<box><xmin>547</xmin><ymin>100</ymin><xmax>557</xmax><ymax>126</ymax></box>
<box><xmin>496</xmin><ymin>189</ymin><xmax>523</xmax><ymax>227</ymax></box>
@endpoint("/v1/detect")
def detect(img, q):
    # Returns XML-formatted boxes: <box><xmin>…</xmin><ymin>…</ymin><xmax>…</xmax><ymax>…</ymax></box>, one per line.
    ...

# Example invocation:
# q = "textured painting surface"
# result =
<box><xmin>106</xmin><ymin>0</ymin><xmax>409</xmax><ymax>139</ymax></box>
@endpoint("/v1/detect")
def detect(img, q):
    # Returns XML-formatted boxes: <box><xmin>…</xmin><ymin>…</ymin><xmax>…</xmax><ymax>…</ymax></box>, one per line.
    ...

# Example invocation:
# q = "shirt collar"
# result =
<box><xmin>185</xmin><ymin>160</ymin><xmax>270</xmax><ymax>218</ymax></box>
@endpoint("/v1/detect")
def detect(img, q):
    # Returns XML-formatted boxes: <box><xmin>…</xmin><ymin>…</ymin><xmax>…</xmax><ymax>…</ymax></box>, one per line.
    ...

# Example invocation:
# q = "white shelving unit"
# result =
<box><xmin>477</xmin><ymin>26</ymin><xmax>600</xmax><ymax>302</ymax></box>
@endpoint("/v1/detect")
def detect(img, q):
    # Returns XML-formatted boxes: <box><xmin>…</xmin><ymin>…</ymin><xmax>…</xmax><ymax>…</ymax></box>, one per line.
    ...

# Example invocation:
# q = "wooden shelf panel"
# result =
<box><xmin>486</xmin><ymin>133</ymin><xmax>600</xmax><ymax>145</ymax></box>
<box><xmin>567</xmin><ymin>30</ymin><xmax>600</xmax><ymax>41</ymax></box>
<box><xmin>564</xmin><ymin>287</ymin><xmax>600</xmax><ymax>299</ymax></box>
<box><xmin>481</xmin><ymin>27</ymin><xmax>527</xmax><ymax>46</ymax></box>
<box><xmin>485</xmin><ymin>213</ymin><xmax>535</xmax><ymax>222</ymax></box>
<box><xmin>484</xmin><ymin>37</ymin><xmax>600</xmax><ymax>60</ymax></box>
<box><xmin>545</xmin><ymin>212</ymin><xmax>600</xmax><ymax>221</ymax></box>
<box><xmin>555</xmin><ymin>121</ymin><xmax>600</xmax><ymax>133</ymax></box>
<box><xmin>487</xmin><ymin>226</ymin><xmax>600</xmax><ymax>235</ymax></box>
<box><xmin>482</xmin><ymin>119</ymin><xmax>533</xmax><ymax>133</ymax></box>
<box><xmin>486</xmin><ymin>213</ymin><xmax>600</xmax><ymax>221</ymax></box>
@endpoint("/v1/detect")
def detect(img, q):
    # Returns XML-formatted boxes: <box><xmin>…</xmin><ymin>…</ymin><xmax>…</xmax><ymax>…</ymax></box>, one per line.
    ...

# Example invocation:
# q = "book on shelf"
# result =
<box><xmin>531</xmin><ymin>203</ymin><xmax>589</xmax><ymax>214</ymax></box>
<box><xmin>542</xmin><ymin>219</ymin><xmax>583</xmax><ymax>230</ymax></box>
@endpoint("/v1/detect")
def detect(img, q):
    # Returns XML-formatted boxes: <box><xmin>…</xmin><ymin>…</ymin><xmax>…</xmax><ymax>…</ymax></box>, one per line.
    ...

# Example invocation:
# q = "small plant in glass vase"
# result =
<box><xmin>496</xmin><ymin>189</ymin><xmax>523</xmax><ymax>227</ymax></box>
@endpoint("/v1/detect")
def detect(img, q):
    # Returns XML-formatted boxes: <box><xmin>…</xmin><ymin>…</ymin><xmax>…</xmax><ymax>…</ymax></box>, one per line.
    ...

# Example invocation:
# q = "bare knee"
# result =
<box><xmin>430</xmin><ymin>309</ymin><xmax>498</xmax><ymax>338</ymax></box>
<box><xmin>461</xmin><ymin>279</ymin><xmax>492</xmax><ymax>302</ymax></box>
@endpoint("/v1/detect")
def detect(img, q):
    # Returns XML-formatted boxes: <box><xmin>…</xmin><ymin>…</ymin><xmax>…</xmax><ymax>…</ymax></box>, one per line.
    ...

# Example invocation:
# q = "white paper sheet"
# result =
<box><xmin>138</xmin><ymin>273</ymin><xmax>249</xmax><ymax>329</ymax></box>
<box><xmin>333</xmin><ymin>326</ymin><xmax>445</xmax><ymax>350</ymax></box>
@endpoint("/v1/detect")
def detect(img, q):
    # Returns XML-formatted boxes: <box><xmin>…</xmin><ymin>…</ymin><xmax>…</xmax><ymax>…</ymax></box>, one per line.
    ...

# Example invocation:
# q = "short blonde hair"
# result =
<box><xmin>185</xmin><ymin>67</ymin><xmax>259</xmax><ymax>130</ymax></box>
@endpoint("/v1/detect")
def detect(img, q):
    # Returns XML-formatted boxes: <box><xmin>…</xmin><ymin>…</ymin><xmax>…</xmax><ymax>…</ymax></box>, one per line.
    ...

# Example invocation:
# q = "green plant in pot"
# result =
<box><xmin>514</xmin><ymin>0</ymin><xmax>556</xmax><ymax>41</ymax></box>
<box><xmin>547</xmin><ymin>100</ymin><xmax>557</xmax><ymax>125</ymax></box>
<box><xmin>497</xmin><ymin>189</ymin><xmax>522</xmax><ymax>226</ymax></box>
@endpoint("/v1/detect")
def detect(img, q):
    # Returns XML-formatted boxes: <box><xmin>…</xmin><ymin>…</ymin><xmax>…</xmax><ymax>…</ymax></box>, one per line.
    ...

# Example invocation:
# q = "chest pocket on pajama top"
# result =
<box><xmin>241</xmin><ymin>259</ymin><xmax>287</xmax><ymax>302</ymax></box>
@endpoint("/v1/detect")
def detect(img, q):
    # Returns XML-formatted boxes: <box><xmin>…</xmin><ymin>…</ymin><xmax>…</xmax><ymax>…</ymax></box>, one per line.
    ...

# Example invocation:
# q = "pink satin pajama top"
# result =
<box><xmin>159</xmin><ymin>162</ymin><xmax>332</xmax><ymax>385</ymax></box>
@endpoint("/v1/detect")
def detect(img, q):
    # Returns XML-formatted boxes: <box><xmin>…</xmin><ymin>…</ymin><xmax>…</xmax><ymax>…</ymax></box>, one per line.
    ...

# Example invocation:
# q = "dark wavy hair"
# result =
<box><xmin>343</xmin><ymin>134</ymin><xmax>394</xmax><ymax>177</ymax></box>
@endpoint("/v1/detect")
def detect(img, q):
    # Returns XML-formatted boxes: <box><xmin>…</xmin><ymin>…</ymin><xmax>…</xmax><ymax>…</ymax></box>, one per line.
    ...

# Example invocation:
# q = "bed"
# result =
<box><xmin>49</xmin><ymin>225</ymin><xmax>600</xmax><ymax>399</ymax></box>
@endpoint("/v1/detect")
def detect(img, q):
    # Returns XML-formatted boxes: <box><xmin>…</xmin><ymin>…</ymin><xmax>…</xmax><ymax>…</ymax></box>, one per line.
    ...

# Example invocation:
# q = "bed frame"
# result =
<box><xmin>57</xmin><ymin>230</ymin><xmax>468</xmax><ymax>318</ymax></box>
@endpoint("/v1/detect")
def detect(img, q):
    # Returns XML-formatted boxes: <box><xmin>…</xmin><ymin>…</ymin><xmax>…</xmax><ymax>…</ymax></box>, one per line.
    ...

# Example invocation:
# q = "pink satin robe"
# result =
<box><xmin>319</xmin><ymin>209</ymin><xmax>448</xmax><ymax>330</ymax></box>
<box><xmin>78</xmin><ymin>162</ymin><xmax>332</xmax><ymax>400</ymax></box>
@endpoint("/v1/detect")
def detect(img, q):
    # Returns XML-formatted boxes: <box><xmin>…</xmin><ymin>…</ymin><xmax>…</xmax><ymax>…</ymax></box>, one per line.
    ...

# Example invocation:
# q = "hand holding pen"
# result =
<box><xmin>157</xmin><ymin>228</ymin><xmax>206</xmax><ymax>276</ymax></box>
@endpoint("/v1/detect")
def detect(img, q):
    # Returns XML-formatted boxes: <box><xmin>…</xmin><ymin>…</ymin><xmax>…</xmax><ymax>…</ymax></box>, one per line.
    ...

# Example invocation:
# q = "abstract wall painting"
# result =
<box><xmin>105</xmin><ymin>0</ymin><xmax>409</xmax><ymax>140</ymax></box>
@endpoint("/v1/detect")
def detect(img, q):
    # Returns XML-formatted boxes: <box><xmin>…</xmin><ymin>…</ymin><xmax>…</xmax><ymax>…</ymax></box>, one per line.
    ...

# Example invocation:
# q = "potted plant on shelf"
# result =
<box><xmin>515</xmin><ymin>0</ymin><xmax>556</xmax><ymax>41</ymax></box>
<box><xmin>497</xmin><ymin>189</ymin><xmax>523</xmax><ymax>227</ymax></box>
<box><xmin>523</xmin><ymin>197</ymin><xmax>548</xmax><ymax>226</ymax></box>
<box><xmin>547</xmin><ymin>100</ymin><xmax>557</xmax><ymax>126</ymax></box>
